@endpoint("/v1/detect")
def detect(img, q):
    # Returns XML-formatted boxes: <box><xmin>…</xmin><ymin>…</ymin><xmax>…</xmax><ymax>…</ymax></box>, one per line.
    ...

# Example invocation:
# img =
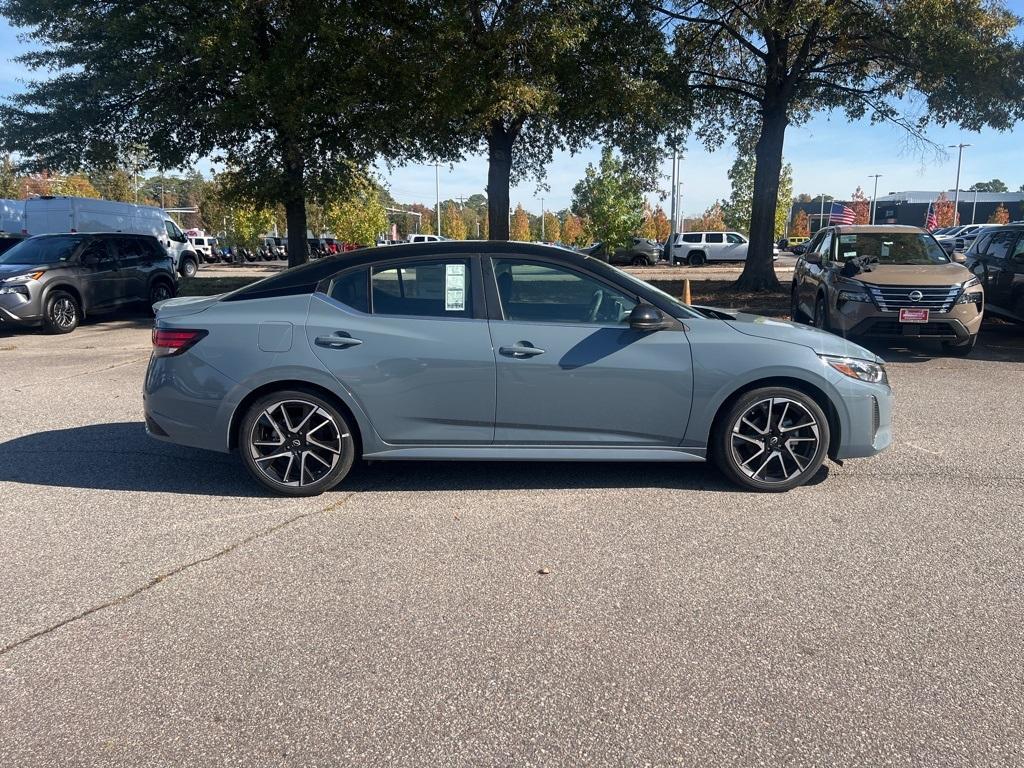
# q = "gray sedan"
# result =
<box><xmin>145</xmin><ymin>242</ymin><xmax>892</xmax><ymax>495</ymax></box>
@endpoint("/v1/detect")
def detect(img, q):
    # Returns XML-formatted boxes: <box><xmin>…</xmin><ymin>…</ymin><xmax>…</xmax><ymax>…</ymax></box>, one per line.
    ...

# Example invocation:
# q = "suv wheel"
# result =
<box><xmin>631</xmin><ymin>255</ymin><xmax>650</xmax><ymax>266</ymax></box>
<box><xmin>149</xmin><ymin>280</ymin><xmax>175</xmax><ymax>315</ymax></box>
<box><xmin>813</xmin><ymin>295</ymin><xmax>830</xmax><ymax>331</ymax></box>
<box><xmin>43</xmin><ymin>290</ymin><xmax>80</xmax><ymax>334</ymax></box>
<box><xmin>713</xmin><ymin>387</ymin><xmax>830</xmax><ymax>492</ymax></box>
<box><xmin>179</xmin><ymin>256</ymin><xmax>198</xmax><ymax>278</ymax></box>
<box><xmin>239</xmin><ymin>390</ymin><xmax>356</xmax><ymax>497</ymax></box>
<box><xmin>942</xmin><ymin>334</ymin><xmax>977</xmax><ymax>357</ymax></box>
<box><xmin>688</xmin><ymin>251</ymin><xmax>706</xmax><ymax>267</ymax></box>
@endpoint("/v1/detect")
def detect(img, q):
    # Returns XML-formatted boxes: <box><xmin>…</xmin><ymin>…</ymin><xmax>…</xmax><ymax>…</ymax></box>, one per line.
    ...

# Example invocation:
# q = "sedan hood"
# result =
<box><xmin>154</xmin><ymin>293</ymin><xmax>222</xmax><ymax>318</ymax></box>
<box><xmin>844</xmin><ymin>263</ymin><xmax>971</xmax><ymax>287</ymax></box>
<box><xmin>718</xmin><ymin>310</ymin><xmax>882</xmax><ymax>361</ymax></box>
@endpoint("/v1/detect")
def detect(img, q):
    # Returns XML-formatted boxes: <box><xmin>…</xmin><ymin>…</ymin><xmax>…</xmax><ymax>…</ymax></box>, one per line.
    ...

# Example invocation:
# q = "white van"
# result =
<box><xmin>18</xmin><ymin>196</ymin><xmax>200</xmax><ymax>277</ymax></box>
<box><xmin>406</xmin><ymin>234</ymin><xmax>444</xmax><ymax>243</ymax></box>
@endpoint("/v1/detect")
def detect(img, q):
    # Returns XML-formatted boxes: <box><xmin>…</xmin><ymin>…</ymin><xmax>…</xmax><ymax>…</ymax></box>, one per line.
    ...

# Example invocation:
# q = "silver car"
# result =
<box><xmin>144</xmin><ymin>242</ymin><xmax>893</xmax><ymax>495</ymax></box>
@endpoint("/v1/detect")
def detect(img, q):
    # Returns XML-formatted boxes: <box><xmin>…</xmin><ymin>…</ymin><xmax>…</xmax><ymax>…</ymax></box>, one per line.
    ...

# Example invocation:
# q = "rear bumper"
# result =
<box><xmin>143</xmin><ymin>351</ymin><xmax>236</xmax><ymax>453</ymax></box>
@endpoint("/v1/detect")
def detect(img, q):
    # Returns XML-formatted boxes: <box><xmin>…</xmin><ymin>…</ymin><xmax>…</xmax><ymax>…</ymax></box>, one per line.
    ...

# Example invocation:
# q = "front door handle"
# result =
<box><xmin>499</xmin><ymin>342</ymin><xmax>544</xmax><ymax>358</ymax></box>
<box><xmin>315</xmin><ymin>334</ymin><xmax>363</xmax><ymax>349</ymax></box>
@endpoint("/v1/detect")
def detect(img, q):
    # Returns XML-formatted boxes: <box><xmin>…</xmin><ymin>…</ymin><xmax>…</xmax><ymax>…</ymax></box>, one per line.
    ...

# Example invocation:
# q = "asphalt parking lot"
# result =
<box><xmin>1</xmin><ymin>311</ymin><xmax>1022</xmax><ymax>766</ymax></box>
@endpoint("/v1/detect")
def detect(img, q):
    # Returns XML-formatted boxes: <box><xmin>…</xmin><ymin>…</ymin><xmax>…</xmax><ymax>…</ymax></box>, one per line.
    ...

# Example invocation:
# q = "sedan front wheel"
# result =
<box><xmin>713</xmin><ymin>387</ymin><xmax>830</xmax><ymax>492</ymax></box>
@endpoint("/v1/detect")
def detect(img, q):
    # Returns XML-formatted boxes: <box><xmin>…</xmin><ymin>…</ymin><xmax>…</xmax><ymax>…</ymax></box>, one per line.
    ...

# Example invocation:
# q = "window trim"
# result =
<box><xmin>485</xmin><ymin>255</ymin><xmax>642</xmax><ymax>327</ymax></box>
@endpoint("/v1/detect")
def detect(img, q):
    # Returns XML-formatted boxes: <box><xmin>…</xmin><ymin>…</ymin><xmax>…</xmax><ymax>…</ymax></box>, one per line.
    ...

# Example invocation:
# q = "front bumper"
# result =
<box><xmin>833</xmin><ymin>384</ymin><xmax>893</xmax><ymax>459</ymax></box>
<box><xmin>829</xmin><ymin>295</ymin><xmax>983</xmax><ymax>341</ymax></box>
<box><xmin>0</xmin><ymin>292</ymin><xmax>43</xmax><ymax>327</ymax></box>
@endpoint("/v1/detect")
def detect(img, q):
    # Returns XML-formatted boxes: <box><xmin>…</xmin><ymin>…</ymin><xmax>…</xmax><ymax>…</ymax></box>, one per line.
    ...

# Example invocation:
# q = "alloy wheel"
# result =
<box><xmin>52</xmin><ymin>297</ymin><xmax>77</xmax><ymax>328</ymax></box>
<box><xmin>248</xmin><ymin>399</ymin><xmax>348</xmax><ymax>488</ymax></box>
<box><xmin>729</xmin><ymin>396</ymin><xmax>821</xmax><ymax>485</ymax></box>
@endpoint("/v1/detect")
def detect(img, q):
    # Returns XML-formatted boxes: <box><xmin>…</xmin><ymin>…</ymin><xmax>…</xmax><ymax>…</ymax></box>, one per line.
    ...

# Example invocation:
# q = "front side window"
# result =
<box><xmin>969</xmin><ymin>234</ymin><xmax>992</xmax><ymax>256</ymax></box>
<box><xmin>164</xmin><ymin>220</ymin><xmax>186</xmax><ymax>243</ymax></box>
<box><xmin>705</xmin><ymin>233</ymin><xmax>724</xmax><ymax>244</ymax></box>
<box><xmin>985</xmin><ymin>231</ymin><xmax>1016</xmax><ymax>262</ymax></box>
<box><xmin>726</xmin><ymin>233</ymin><xmax>745</xmax><ymax>244</ymax></box>
<box><xmin>371</xmin><ymin>259</ymin><xmax>471</xmax><ymax>318</ymax></box>
<box><xmin>493</xmin><ymin>259</ymin><xmax>636</xmax><ymax>324</ymax></box>
<box><xmin>818</xmin><ymin>232</ymin><xmax>833</xmax><ymax>260</ymax></box>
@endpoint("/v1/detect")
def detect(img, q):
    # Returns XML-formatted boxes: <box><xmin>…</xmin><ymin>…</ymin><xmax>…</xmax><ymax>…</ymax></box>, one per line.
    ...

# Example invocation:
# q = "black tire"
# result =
<box><xmin>631</xmin><ymin>255</ymin><xmax>650</xmax><ymax>267</ymax></box>
<box><xmin>942</xmin><ymin>334</ymin><xmax>977</xmax><ymax>357</ymax></box>
<box><xmin>244</xmin><ymin>249</ymin><xmax>258</xmax><ymax>262</ymax></box>
<box><xmin>238</xmin><ymin>389</ymin><xmax>357</xmax><ymax>497</ymax></box>
<box><xmin>43</xmin><ymin>289</ymin><xmax>80</xmax><ymax>334</ymax></box>
<box><xmin>179</xmin><ymin>257</ymin><xmax>198</xmax><ymax>278</ymax></box>
<box><xmin>813</xmin><ymin>295</ymin><xmax>830</xmax><ymax>331</ymax></box>
<box><xmin>713</xmin><ymin>387</ymin><xmax>830</xmax><ymax>492</ymax></box>
<box><xmin>687</xmin><ymin>251</ymin><xmax>706</xmax><ymax>267</ymax></box>
<box><xmin>148</xmin><ymin>279</ymin><xmax>175</xmax><ymax>316</ymax></box>
<box><xmin>262</xmin><ymin>250</ymin><xmax>276</xmax><ymax>262</ymax></box>
<box><xmin>790</xmin><ymin>286</ymin><xmax>803</xmax><ymax>323</ymax></box>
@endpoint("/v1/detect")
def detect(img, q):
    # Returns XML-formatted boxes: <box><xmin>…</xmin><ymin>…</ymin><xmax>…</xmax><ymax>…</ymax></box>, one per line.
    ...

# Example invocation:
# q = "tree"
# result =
<box><xmin>970</xmin><ymin>179</ymin><xmax>1009</xmax><ymax>193</ymax></box>
<box><xmin>796</xmin><ymin>193</ymin><xmax>814</xmax><ymax>203</ymax></box>
<box><xmin>417</xmin><ymin>0</ymin><xmax>679</xmax><ymax>240</ymax></box>
<box><xmin>232</xmin><ymin>203</ymin><xmax>277</xmax><ymax>249</ymax></box>
<box><xmin>774</xmin><ymin>163</ymin><xmax>793</xmax><ymax>239</ymax></box>
<box><xmin>660</xmin><ymin>0</ymin><xmax>1024</xmax><ymax>290</ymax></box>
<box><xmin>0</xmin><ymin>155</ymin><xmax>18</xmax><ymax>198</ymax></box>
<box><xmin>561</xmin><ymin>213</ymin><xmax>587</xmax><ymax>246</ymax></box>
<box><xmin>651</xmin><ymin>206</ymin><xmax>671</xmax><ymax>242</ymax></box>
<box><xmin>989</xmin><ymin>204</ymin><xmax>1010</xmax><ymax>224</ymax></box>
<box><xmin>90</xmin><ymin>167</ymin><xmax>136</xmax><ymax>203</ymax></box>
<box><xmin>542</xmin><ymin>211</ymin><xmax>560</xmax><ymax>243</ymax></box>
<box><xmin>571</xmin><ymin>148</ymin><xmax>645</xmax><ymax>250</ymax></box>
<box><xmin>850</xmin><ymin>186</ymin><xmax>870</xmax><ymax>225</ymax></box>
<box><xmin>721</xmin><ymin>142</ymin><xmax>792</xmax><ymax>237</ymax></box>
<box><xmin>510</xmin><ymin>204</ymin><xmax>531</xmax><ymax>241</ymax></box>
<box><xmin>0</xmin><ymin>0</ymin><xmax>428</xmax><ymax>266</ymax></box>
<box><xmin>934</xmin><ymin>192</ymin><xmax>957</xmax><ymax>228</ymax></box>
<box><xmin>695</xmin><ymin>202</ymin><xmax>725</xmax><ymax>231</ymax></box>
<box><xmin>323</xmin><ymin>171</ymin><xmax>388</xmax><ymax>246</ymax></box>
<box><xmin>791</xmin><ymin>209</ymin><xmax>810</xmax><ymax>238</ymax></box>
<box><xmin>442</xmin><ymin>202</ymin><xmax>468</xmax><ymax>240</ymax></box>
<box><xmin>460</xmin><ymin>206</ymin><xmax>481</xmax><ymax>239</ymax></box>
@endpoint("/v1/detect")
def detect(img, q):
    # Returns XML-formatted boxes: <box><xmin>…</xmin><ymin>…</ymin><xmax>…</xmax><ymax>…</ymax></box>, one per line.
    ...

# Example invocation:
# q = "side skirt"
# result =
<box><xmin>361</xmin><ymin>446</ymin><xmax>707</xmax><ymax>462</ymax></box>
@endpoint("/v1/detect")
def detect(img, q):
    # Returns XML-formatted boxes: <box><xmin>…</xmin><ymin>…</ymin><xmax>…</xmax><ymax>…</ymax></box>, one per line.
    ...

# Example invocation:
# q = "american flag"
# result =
<box><xmin>925</xmin><ymin>203</ymin><xmax>938</xmax><ymax>230</ymax></box>
<box><xmin>829</xmin><ymin>201</ymin><xmax>856</xmax><ymax>225</ymax></box>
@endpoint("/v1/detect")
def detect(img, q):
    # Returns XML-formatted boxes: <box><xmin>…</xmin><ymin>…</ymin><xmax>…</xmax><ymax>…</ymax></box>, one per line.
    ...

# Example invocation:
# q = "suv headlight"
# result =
<box><xmin>837</xmin><ymin>289</ymin><xmax>872</xmax><ymax>303</ymax></box>
<box><xmin>820</xmin><ymin>354</ymin><xmax>888</xmax><ymax>385</ymax></box>
<box><xmin>0</xmin><ymin>284</ymin><xmax>30</xmax><ymax>297</ymax></box>
<box><xmin>956</xmin><ymin>276</ymin><xmax>983</xmax><ymax>305</ymax></box>
<box><xmin>0</xmin><ymin>271</ymin><xmax>44</xmax><ymax>296</ymax></box>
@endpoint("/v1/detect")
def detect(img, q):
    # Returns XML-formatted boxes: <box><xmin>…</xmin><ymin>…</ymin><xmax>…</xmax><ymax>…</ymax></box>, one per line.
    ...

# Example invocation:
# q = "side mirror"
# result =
<box><xmin>951</xmin><ymin>251</ymin><xmax>967</xmax><ymax>263</ymax></box>
<box><xmin>628</xmin><ymin>304</ymin><xmax>669</xmax><ymax>332</ymax></box>
<box><xmin>803</xmin><ymin>251</ymin><xmax>822</xmax><ymax>264</ymax></box>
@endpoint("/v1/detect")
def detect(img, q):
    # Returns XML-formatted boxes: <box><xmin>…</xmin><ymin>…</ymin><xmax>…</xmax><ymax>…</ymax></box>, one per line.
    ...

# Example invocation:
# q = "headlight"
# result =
<box><xmin>0</xmin><ymin>270</ymin><xmax>45</xmax><ymax>284</ymax></box>
<box><xmin>956</xmin><ymin>290</ymin><xmax>983</xmax><ymax>306</ymax></box>
<box><xmin>0</xmin><ymin>284</ymin><xmax>30</xmax><ymax>297</ymax></box>
<box><xmin>821</xmin><ymin>354</ymin><xmax>888</xmax><ymax>385</ymax></box>
<box><xmin>837</xmin><ymin>289</ymin><xmax>872</xmax><ymax>303</ymax></box>
<box><xmin>962</xmin><ymin>276</ymin><xmax>980</xmax><ymax>289</ymax></box>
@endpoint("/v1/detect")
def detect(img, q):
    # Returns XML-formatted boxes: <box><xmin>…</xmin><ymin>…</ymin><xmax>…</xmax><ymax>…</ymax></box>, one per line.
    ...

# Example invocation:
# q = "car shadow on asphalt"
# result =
<box><xmin>0</xmin><ymin>421</ymin><xmax>830</xmax><ymax>496</ymax></box>
<box><xmin>0</xmin><ymin>308</ymin><xmax>155</xmax><ymax>339</ymax></box>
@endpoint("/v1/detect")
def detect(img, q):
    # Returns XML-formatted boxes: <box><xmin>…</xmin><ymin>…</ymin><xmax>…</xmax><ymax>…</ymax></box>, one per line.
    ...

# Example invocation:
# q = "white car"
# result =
<box><xmin>406</xmin><ymin>234</ymin><xmax>445</xmax><ymax>243</ymax></box>
<box><xmin>666</xmin><ymin>231</ymin><xmax>749</xmax><ymax>266</ymax></box>
<box><xmin>189</xmin><ymin>235</ymin><xmax>219</xmax><ymax>262</ymax></box>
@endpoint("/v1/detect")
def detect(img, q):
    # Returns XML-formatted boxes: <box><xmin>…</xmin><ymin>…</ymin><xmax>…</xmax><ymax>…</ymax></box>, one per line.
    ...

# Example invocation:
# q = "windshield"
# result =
<box><xmin>834</xmin><ymin>232</ymin><xmax>949</xmax><ymax>265</ymax></box>
<box><xmin>0</xmin><ymin>235</ymin><xmax>83</xmax><ymax>265</ymax></box>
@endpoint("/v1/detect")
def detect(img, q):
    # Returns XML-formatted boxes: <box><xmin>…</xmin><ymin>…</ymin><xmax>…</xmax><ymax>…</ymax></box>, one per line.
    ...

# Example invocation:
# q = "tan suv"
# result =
<box><xmin>790</xmin><ymin>225</ymin><xmax>984</xmax><ymax>355</ymax></box>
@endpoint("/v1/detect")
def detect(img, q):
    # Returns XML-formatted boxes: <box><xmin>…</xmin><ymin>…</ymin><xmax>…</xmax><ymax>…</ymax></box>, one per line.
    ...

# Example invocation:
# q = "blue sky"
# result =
<box><xmin>2</xmin><ymin>9</ymin><xmax>1022</xmax><ymax>216</ymax></box>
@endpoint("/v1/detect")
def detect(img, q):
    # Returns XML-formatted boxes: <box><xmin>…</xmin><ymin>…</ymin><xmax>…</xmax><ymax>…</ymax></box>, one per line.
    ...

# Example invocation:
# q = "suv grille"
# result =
<box><xmin>865</xmin><ymin>285</ymin><xmax>959</xmax><ymax>313</ymax></box>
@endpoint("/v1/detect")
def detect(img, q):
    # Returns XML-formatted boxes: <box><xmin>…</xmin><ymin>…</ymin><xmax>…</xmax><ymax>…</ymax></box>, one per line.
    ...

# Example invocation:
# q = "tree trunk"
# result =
<box><xmin>736</xmin><ymin>105</ymin><xmax>788</xmax><ymax>291</ymax></box>
<box><xmin>283</xmin><ymin>149</ymin><xmax>308</xmax><ymax>268</ymax></box>
<box><xmin>486</xmin><ymin>124</ymin><xmax>514</xmax><ymax>241</ymax></box>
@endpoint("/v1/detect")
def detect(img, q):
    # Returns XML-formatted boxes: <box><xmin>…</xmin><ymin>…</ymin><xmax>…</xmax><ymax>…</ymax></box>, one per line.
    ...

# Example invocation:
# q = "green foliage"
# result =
<box><xmin>969</xmin><ymin>179</ymin><xmax>1009</xmax><ymax>193</ymax></box>
<box><xmin>541</xmin><ymin>211</ymin><xmax>560</xmax><ymax>242</ymax></box>
<box><xmin>442</xmin><ymin>203</ymin><xmax>468</xmax><ymax>240</ymax></box>
<box><xmin>510</xmin><ymin>204</ymin><xmax>531</xmax><ymax>242</ymax></box>
<box><xmin>774</xmin><ymin>164</ymin><xmax>793</xmax><ymax>239</ymax></box>
<box><xmin>232</xmin><ymin>204</ymin><xmax>276</xmax><ymax>248</ymax></box>
<box><xmin>721</xmin><ymin>144</ymin><xmax>792</xmax><ymax>238</ymax></box>
<box><xmin>323</xmin><ymin>172</ymin><xmax>388</xmax><ymax>246</ymax></box>
<box><xmin>89</xmin><ymin>167</ymin><xmax>136</xmax><ymax>203</ymax></box>
<box><xmin>0</xmin><ymin>155</ymin><xmax>18</xmax><ymax>198</ymax></box>
<box><xmin>571</xmin><ymin>148</ymin><xmax>645</xmax><ymax>250</ymax></box>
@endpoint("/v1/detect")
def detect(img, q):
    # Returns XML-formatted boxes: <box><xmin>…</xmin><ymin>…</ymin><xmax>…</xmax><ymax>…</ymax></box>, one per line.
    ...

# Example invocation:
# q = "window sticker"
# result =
<box><xmin>445</xmin><ymin>263</ymin><xmax>466</xmax><ymax>311</ymax></box>
<box><xmin>881</xmin><ymin>243</ymin><xmax>891</xmax><ymax>258</ymax></box>
<box><xmin>839</xmin><ymin>234</ymin><xmax>857</xmax><ymax>244</ymax></box>
<box><xmin>844</xmin><ymin>251</ymin><xmax>857</xmax><ymax>258</ymax></box>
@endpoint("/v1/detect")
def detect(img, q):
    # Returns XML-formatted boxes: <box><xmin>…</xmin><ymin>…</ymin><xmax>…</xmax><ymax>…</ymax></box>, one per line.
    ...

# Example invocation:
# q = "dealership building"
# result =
<box><xmin>792</xmin><ymin>190</ymin><xmax>1024</xmax><ymax>231</ymax></box>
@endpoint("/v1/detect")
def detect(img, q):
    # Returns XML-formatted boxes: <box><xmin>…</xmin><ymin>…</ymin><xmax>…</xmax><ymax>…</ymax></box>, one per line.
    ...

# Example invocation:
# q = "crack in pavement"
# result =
<box><xmin>0</xmin><ymin>492</ymin><xmax>356</xmax><ymax>659</ymax></box>
<box><xmin>7</xmin><ymin>355</ymin><xmax>149</xmax><ymax>390</ymax></box>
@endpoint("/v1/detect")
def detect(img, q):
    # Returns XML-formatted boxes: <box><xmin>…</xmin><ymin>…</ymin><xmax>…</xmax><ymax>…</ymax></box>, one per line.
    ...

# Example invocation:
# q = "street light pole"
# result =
<box><xmin>949</xmin><ymin>143</ymin><xmax>970</xmax><ymax>226</ymax></box>
<box><xmin>669</xmin><ymin>149</ymin><xmax>678</xmax><ymax>236</ymax></box>
<box><xmin>434</xmin><ymin>163</ymin><xmax>441</xmax><ymax>235</ymax></box>
<box><xmin>540</xmin><ymin>197</ymin><xmax>545</xmax><ymax>240</ymax></box>
<box><xmin>971</xmin><ymin>189</ymin><xmax>979</xmax><ymax>224</ymax></box>
<box><xmin>868</xmin><ymin>174</ymin><xmax>883</xmax><ymax>224</ymax></box>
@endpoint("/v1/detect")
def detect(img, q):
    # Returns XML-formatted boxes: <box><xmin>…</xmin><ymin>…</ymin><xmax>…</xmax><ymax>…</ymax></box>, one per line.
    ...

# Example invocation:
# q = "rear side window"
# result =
<box><xmin>328</xmin><ymin>268</ymin><xmax>369</xmax><ymax>313</ymax></box>
<box><xmin>970</xmin><ymin>234</ymin><xmax>992</xmax><ymax>255</ymax></box>
<box><xmin>371</xmin><ymin>259</ymin><xmax>471</xmax><ymax>318</ymax></box>
<box><xmin>681</xmin><ymin>233</ymin><xmax>701</xmax><ymax>243</ymax></box>
<box><xmin>705</xmin><ymin>233</ymin><xmax>724</xmax><ymax>244</ymax></box>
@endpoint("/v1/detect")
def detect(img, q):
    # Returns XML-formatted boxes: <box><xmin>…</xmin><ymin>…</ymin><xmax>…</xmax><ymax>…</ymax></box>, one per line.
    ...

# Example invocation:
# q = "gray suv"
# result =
<box><xmin>0</xmin><ymin>233</ymin><xmax>177</xmax><ymax>334</ymax></box>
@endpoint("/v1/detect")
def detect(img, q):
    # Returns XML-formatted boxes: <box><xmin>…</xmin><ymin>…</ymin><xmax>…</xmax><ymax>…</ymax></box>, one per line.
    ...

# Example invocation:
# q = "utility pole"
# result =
<box><xmin>669</xmin><ymin>149</ymin><xmax>678</xmax><ymax>236</ymax></box>
<box><xmin>540</xmin><ymin>197</ymin><xmax>545</xmax><ymax>240</ymax></box>
<box><xmin>818</xmin><ymin>195</ymin><xmax>830</xmax><ymax>231</ymax></box>
<box><xmin>434</xmin><ymin>163</ymin><xmax>441</xmax><ymax>235</ymax></box>
<box><xmin>949</xmin><ymin>143</ymin><xmax>970</xmax><ymax>226</ymax></box>
<box><xmin>971</xmin><ymin>189</ymin><xmax>979</xmax><ymax>224</ymax></box>
<box><xmin>868</xmin><ymin>174</ymin><xmax>883</xmax><ymax>224</ymax></box>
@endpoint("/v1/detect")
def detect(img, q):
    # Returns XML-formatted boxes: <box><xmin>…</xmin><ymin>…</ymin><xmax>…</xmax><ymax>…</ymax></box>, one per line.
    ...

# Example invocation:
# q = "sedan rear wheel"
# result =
<box><xmin>714</xmin><ymin>388</ymin><xmax>830</xmax><ymax>492</ymax></box>
<box><xmin>239</xmin><ymin>391</ymin><xmax>356</xmax><ymax>496</ymax></box>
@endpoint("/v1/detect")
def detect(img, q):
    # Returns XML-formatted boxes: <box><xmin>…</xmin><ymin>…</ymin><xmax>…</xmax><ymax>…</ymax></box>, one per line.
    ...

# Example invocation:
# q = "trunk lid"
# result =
<box><xmin>154</xmin><ymin>293</ymin><xmax>222</xmax><ymax>319</ymax></box>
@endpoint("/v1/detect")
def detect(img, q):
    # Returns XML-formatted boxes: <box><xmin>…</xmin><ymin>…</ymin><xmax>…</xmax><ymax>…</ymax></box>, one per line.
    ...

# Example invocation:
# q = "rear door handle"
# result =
<box><xmin>315</xmin><ymin>334</ymin><xmax>362</xmax><ymax>349</ymax></box>
<box><xmin>499</xmin><ymin>342</ymin><xmax>544</xmax><ymax>358</ymax></box>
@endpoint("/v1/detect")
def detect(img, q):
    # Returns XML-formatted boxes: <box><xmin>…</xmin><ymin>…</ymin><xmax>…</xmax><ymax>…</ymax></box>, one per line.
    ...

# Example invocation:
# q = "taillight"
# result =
<box><xmin>151</xmin><ymin>328</ymin><xmax>207</xmax><ymax>357</ymax></box>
